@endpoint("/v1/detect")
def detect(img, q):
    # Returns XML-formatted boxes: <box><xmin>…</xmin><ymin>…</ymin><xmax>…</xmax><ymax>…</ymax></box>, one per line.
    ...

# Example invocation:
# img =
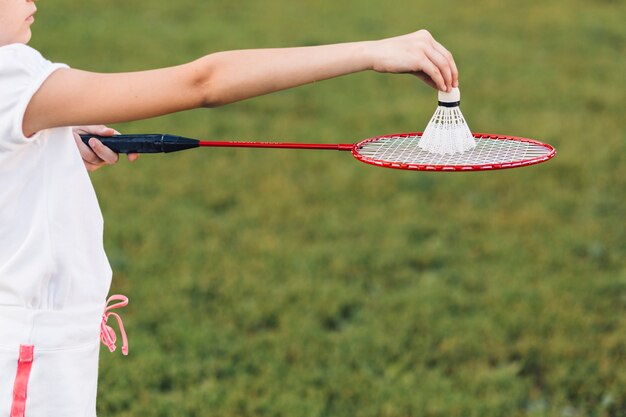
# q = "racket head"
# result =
<box><xmin>352</xmin><ymin>132</ymin><xmax>556</xmax><ymax>172</ymax></box>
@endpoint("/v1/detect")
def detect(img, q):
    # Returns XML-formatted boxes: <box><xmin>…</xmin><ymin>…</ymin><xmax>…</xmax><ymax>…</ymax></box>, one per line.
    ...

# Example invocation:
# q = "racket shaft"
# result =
<box><xmin>80</xmin><ymin>134</ymin><xmax>200</xmax><ymax>153</ymax></box>
<box><xmin>198</xmin><ymin>141</ymin><xmax>353</xmax><ymax>151</ymax></box>
<box><xmin>81</xmin><ymin>134</ymin><xmax>354</xmax><ymax>153</ymax></box>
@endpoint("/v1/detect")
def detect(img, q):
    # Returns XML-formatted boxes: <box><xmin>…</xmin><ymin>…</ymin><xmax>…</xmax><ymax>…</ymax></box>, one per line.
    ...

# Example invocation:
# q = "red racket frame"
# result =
<box><xmin>352</xmin><ymin>132</ymin><xmax>556</xmax><ymax>172</ymax></box>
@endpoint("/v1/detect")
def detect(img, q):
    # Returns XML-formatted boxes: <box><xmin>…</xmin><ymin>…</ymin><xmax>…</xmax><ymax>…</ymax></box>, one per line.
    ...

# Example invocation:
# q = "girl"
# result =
<box><xmin>0</xmin><ymin>0</ymin><xmax>458</xmax><ymax>415</ymax></box>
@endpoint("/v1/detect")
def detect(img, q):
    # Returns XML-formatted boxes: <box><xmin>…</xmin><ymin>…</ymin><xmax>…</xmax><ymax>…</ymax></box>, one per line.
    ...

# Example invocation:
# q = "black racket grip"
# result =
<box><xmin>79</xmin><ymin>134</ymin><xmax>200</xmax><ymax>154</ymax></box>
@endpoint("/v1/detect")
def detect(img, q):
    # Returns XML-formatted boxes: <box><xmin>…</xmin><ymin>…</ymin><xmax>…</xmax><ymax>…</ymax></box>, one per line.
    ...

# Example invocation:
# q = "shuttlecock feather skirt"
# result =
<box><xmin>418</xmin><ymin>105</ymin><xmax>476</xmax><ymax>154</ymax></box>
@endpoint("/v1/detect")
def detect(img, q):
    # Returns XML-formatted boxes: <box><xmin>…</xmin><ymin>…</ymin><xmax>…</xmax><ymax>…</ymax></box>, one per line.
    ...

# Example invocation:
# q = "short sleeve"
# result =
<box><xmin>0</xmin><ymin>44</ymin><xmax>69</xmax><ymax>149</ymax></box>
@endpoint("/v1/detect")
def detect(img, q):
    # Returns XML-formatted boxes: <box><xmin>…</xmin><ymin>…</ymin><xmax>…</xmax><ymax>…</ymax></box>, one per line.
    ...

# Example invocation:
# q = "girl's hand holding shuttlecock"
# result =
<box><xmin>73</xmin><ymin>126</ymin><xmax>140</xmax><ymax>172</ymax></box>
<box><xmin>368</xmin><ymin>30</ymin><xmax>459</xmax><ymax>92</ymax></box>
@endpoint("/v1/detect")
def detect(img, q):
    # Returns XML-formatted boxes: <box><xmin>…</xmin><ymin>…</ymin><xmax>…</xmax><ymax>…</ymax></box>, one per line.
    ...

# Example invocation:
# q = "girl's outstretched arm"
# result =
<box><xmin>24</xmin><ymin>30</ymin><xmax>457</xmax><ymax>136</ymax></box>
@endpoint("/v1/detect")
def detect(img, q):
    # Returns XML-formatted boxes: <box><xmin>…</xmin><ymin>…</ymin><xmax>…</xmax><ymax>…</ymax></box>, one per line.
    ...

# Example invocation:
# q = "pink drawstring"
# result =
<box><xmin>101</xmin><ymin>295</ymin><xmax>129</xmax><ymax>356</ymax></box>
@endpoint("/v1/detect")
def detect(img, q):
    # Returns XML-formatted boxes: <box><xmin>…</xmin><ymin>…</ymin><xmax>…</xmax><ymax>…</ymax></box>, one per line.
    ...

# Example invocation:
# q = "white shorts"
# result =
<box><xmin>0</xmin><ymin>304</ymin><xmax>104</xmax><ymax>417</ymax></box>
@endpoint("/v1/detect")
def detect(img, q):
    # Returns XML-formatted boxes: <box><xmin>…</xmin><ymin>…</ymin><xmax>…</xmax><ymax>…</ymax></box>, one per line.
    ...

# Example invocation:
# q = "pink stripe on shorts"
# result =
<box><xmin>10</xmin><ymin>345</ymin><xmax>33</xmax><ymax>417</ymax></box>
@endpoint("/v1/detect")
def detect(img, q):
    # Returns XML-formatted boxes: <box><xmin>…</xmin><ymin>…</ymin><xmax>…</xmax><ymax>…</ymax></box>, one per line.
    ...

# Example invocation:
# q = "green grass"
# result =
<box><xmin>32</xmin><ymin>0</ymin><xmax>625</xmax><ymax>416</ymax></box>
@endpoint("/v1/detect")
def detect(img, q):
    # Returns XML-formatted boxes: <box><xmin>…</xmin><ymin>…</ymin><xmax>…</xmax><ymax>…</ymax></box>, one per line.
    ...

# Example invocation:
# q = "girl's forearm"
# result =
<box><xmin>197</xmin><ymin>41</ymin><xmax>374</xmax><ymax>107</ymax></box>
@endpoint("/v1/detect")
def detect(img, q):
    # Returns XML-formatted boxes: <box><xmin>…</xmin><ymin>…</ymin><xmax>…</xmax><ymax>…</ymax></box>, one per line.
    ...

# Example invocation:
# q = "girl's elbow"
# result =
<box><xmin>200</xmin><ymin>87</ymin><xmax>227</xmax><ymax>108</ymax></box>
<box><xmin>191</xmin><ymin>75</ymin><xmax>221</xmax><ymax>108</ymax></box>
<box><xmin>189</xmin><ymin>57</ymin><xmax>227</xmax><ymax>108</ymax></box>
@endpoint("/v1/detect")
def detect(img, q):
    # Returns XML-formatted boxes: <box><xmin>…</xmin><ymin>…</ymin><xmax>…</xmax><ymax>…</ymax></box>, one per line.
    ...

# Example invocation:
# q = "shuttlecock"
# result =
<box><xmin>418</xmin><ymin>87</ymin><xmax>475</xmax><ymax>154</ymax></box>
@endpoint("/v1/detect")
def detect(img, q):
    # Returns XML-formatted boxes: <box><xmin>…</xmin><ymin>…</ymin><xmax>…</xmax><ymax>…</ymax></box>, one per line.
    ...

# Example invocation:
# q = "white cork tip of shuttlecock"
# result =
<box><xmin>418</xmin><ymin>87</ymin><xmax>476</xmax><ymax>154</ymax></box>
<box><xmin>438</xmin><ymin>87</ymin><xmax>461</xmax><ymax>103</ymax></box>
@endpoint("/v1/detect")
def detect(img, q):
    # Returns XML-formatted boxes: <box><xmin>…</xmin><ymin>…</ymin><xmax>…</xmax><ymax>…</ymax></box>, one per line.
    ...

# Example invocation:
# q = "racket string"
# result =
<box><xmin>357</xmin><ymin>134</ymin><xmax>552</xmax><ymax>168</ymax></box>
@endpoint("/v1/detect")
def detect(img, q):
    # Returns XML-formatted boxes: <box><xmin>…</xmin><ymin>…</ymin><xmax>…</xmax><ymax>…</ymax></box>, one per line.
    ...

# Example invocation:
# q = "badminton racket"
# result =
<box><xmin>80</xmin><ymin>132</ymin><xmax>555</xmax><ymax>172</ymax></box>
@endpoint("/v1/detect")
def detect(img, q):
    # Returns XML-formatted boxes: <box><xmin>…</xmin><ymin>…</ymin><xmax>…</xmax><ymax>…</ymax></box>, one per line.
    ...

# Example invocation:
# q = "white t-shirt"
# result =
<box><xmin>0</xmin><ymin>44</ymin><xmax>112</xmax><ymax>311</ymax></box>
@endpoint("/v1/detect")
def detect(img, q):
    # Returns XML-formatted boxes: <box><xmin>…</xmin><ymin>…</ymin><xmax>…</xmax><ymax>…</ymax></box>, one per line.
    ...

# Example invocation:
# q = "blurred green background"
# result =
<box><xmin>33</xmin><ymin>0</ymin><xmax>624</xmax><ymax>416</ymax></box>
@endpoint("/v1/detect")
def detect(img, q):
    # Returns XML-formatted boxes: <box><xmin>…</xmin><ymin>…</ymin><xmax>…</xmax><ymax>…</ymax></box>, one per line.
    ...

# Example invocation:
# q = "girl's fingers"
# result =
<box><xmin>72</xmin><ymin>132</ymin><xmax>100</xmax><ymax>164</ymax></box>
<box><xmin>80</xmin><ymin>144</ymin><xmax>102</xmax><ymax>165</ymax></box>
<box><xmin>424</xmin><ymin>47</ymin><xmax>453</xmax><ymax>91</ymax></box>
<box><xmin>88</xmin><ymin>138</ymin><xmax>119</xmax><ymax>165</ymax></box>
<box><xmin>419</xmin><ymin>58</ymin><xmax>446</xmax><ymax>91</ymax></box>
<box><xmin>73</xmin><ymin>125</ymin><xmax>129</xmax><ymax>171</ymax></box>
<box><xmin>80</xmin><ymin>125</ymin><xmax>120</xmax><ymax>163</ymax></box>
<box><xmin>433</xmin><ymin>41</ymin><xmax>458</xmax><ymax>87</ymax></box>
<box><xmin>94</xmin><ymin>127</ymin><xmax>130</xmax><ymax>163</ymax></box>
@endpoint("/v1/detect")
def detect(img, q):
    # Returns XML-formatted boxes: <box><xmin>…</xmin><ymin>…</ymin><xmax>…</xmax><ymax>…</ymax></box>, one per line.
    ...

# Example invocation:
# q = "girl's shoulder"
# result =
<box><xmin>0</xmin><ymin>44</ymin><xmax>68</xmax><ymax>148</ymax></box>
<box><xmin>0</xmin><ymin>42</ymin><xmax>43</xmax><ymax>58</ymax></box>
<box><xmin>0</xmin><ymin>43</ymin><xmax>66</xmax><ymax>91</ymax></box>
<box><xmin>0</xmin><ymin>43</ymin><xmax>48</xmax><ymax>69</ymax></box>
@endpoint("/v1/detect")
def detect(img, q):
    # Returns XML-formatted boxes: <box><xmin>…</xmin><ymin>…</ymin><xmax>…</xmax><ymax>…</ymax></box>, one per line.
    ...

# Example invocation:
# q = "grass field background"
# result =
<box><xmin>32</xmin><ymin>0</ymin><xmax>624</xmax><ymax>416</ymax></box>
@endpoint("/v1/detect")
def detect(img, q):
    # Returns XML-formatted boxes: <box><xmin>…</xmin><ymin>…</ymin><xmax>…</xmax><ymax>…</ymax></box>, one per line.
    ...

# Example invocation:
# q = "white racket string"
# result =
<box><xmin>356</xmin><ymin>134</ymin><xmax>553</xmax><ymax>169</ymax></box>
